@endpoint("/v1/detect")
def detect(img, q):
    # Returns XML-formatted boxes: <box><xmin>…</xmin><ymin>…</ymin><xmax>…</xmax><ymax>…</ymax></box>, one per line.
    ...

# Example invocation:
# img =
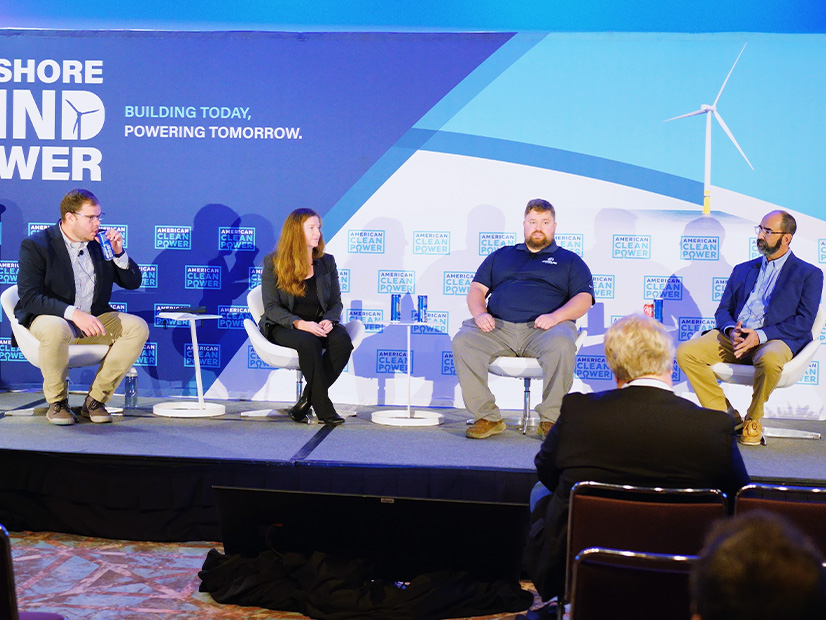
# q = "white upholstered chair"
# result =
<box><xmin>243</xmin><ymin>284</ymin><xmax>365</xmax><ymax>406</ymax></box>
<box><xmin>703</xmin><ymin>302</ymin><xmax>825</xmax><ymax>440</ymax></box>
<box><xmin>1</xmin><ymin>285</ymin><xmax>109</xmax><ymax>370</ymax></box>
<box><xmin>487</xmin><ymin>328</ymin><xmax>588</xmax><ymax>434</ymax></box>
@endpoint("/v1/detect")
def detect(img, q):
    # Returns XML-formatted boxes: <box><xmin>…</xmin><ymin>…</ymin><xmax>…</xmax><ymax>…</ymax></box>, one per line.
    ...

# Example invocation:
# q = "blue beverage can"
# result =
<box><xmin>417</xmin><ymin>295</ymin><xmax>427</xmax><ymax>323</ymax></box>
<box><xmin>653</xmin><ymin>298</ymin><xmax>663</xmax><ymax>322</ymax></box>
<box><xmin>391</xmin><ymin>294</ymin><xmax>401</xmax><ymax>322</ymax></box>
<box><xmin>96</xmin><ymin>230</ymin><xmax>114</xmax><ymax>261</ymax></box>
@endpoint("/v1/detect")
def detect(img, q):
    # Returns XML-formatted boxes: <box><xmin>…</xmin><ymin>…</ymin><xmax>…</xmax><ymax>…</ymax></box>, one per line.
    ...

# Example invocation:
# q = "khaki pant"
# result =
<box><xmin>30</xmin><ymin>312</ymin><xmax>149</xmax><ymax>404</ymax></box>
<box><xmin>676</xmin><ymin>329</ymin><xmax>793</xmax><ymax>420</ymax></box>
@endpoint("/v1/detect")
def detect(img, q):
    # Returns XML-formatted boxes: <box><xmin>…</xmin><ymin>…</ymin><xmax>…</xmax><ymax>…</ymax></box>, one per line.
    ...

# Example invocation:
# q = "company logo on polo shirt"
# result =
<box><xmin>443</xmin><ymin>271</ymin><xmax>473</xmax><ymax>295</ymax></box>
<box><xmin>247</xmin><ymin>345</ymin><xmax>269</xmax><ymax>369</ymax></box>
<box><xmin>678</xmin><ymin>317</ymin><xmax>716</xmax><ymax>341</ymax></box>
<box><xmin>219</xmin><ymin>227</ymin><xmax>255</xmax><ymax>252</ymax></box>
<box><xmin>378</xmin><ymin>270</ymin><xmax>415</xmax><ymax>294</ymax></box>
<box><xmin>28</xmin><ymin>223</ymin><xmax>51</xmax><ymax>235</ymax></box>
<box><xmin>749</xmin><ymin>237</ymin><xmax>760</xmax><ymax>260</ymax></box>
<box><xmin>135</xmin><ymin>342</ymin><xmax>157</xmax><ymax>367</ymax></box>
<box><xmin>186</xmin><ymin>343</ymin><xmax>220</xmax><ymax>368</ymax></box>
<box><xmin>348</xmin><ymin>230</ymin><xmax>384</xmax><ymax>253</ymax></box>
<box><xmin>218</xmin><ymin>305</ymin><xmax>250</xmax><ymax>329</ymax></box>
<box><xmin>613</xmin><ymin>234</ymin><xmax>650</xmax><ymax>259</ymax></box>
<box><xmin>479</xmin><ymin>232</ymin><xmax>516</xmax><ymax>256</ymax></box>
<box><xmin>0</xmin><ymin>261</ymin><xmax>18</xmax><ymax>284</ymax></box>
<box><xmin>347</xmin><ymin>308</ymin><xmax>383</xmax><ymax>333</ymax></box>
<box><xmin>412</xmin><ymin>311</ymin><xmax>448</xmax><ymax>335</ymax></box>
<box><xmin>139</xmin><ymin>264</ymin><xmax>158</xmax><ymax>288</ymax></box>
<box><xmin>555</xmin><ymin>233</ymin><xmax>583</xmax><ymax>256</ymax></box>
<box><xmin>681</xmin><ymin>236</ymin><xmax>719</xmax><ymax>261</ymax></box>
<box><xmin>712</xmin><ymin>277</ymin><xmax>728</xmax><ymax>302</ymax></box>
<box><xmin>441</xmin><ymin>351</ymin><xmax>456</xmax><ymax>375</ymax></box>
<box><xmin>0</xmin><ymin>337</ymin><xmax>27</xmax><ymax>362</ymax></box>
<box><xmin>575</xmin><ymin>355</ymin><xmax>612</xmax><ymax>380</ymax></box>
<box><xmin>413</xmin><ymin>231</ymin><xmax>450</xmax><ymax>255</ymax></box>
<box><xmin>155</xmin><ymin>226</ymin><xmax>191</xmax><ymax>250</ymax></box>
<box><xmin>644</xmin><ymin>275</ymin><xmax>683</xmax><ymax>300</ymax></box>
<box><xmin>593</xmin><ymin>274</ymin><xmax>615</xmax><ymax>299</ymax></box>
<box><xmin>154</xmin><ymin>303</ymin><xmax>190</xmax><ymax>328</ymax></box>
<box><xmin>339</xmin><ymin>268</ymin><xmax>350</xmax><ymax>293</ymax></box>
<box><xmin>799</xmin><ymin>361</ymin><xmax>819</xmax><ymax>385</ymax></box>
<box><xmin>376</xmin><ymin>349</ymin><xmax>410</xmax><ymax>373</ymax></box>
<box><xmin>185</xmin><ymin>265</ymin><xmax>221</xmax><ymax>289</ymax></box>
<box><xmin>109</xmin><ymin>301</ymin><xmax>127</xmax><ymax>313</ymax></box>
<box><xmin>248</xmin><ymin>266</ymin><xmax>262</xmax><ymax>289</ymax></box>
<box><xmin>819</xmin><ymin>239</ymin><xmax>826</xmax><ymax>263</ymax></box>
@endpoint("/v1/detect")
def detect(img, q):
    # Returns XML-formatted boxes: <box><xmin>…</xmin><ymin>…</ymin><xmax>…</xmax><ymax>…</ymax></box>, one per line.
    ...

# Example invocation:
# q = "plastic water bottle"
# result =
<box><xmin>124</xmin><ymin>367</ymin><xmax>138</xmax><ymax>408</ymax></box>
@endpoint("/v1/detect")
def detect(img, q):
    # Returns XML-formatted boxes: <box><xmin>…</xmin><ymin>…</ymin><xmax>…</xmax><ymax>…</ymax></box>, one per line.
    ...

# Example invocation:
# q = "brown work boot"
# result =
<box><xmin>537</xmin><ymin>421</ymin><xmax>554</xmax><ymax>440</ymax></box>
<box><xmin>739</xmin><ymin>418</ymin><xmax>764</xmax><ymax>446</ymax></box>
<box><xmin>81</xmin><ymin>395</ymin><xmax>113</xmax><ymax>424</ymax></box>
<box><xmin>46</xmin><ymin>400</ymin><xmax>76</xmax><ymax>426</ymax></box>
<box><xmin>466</xmin><ymin>418</ymin><xmax>506</xmax><ymax>439</ymax></box>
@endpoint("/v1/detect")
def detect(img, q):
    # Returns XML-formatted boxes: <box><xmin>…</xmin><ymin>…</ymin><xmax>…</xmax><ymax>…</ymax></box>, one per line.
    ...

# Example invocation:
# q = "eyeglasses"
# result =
<box><xmin>73</xmin><ymin>212</ymin><xmax>105</xmax><ymax>222</ymax></box>
<box><xmin>754</xmin><ymin>225</ymin><xmax>784</xmax><ymax>237</ymax></box>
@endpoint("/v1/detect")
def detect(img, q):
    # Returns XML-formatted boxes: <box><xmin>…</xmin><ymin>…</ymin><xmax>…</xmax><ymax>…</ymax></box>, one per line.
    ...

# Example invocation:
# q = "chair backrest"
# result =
<box><xmin>0</xmin><ymin>286</ymin><xmax>43</xmax><ymax>369</ymax></box>
<box><xmin>570</xmin><ymin>547</ymin><xmax>695</xmax><ymax>620</ymax></box>
<box><xmin>566</xmin><ymin>481</ymin><xmax>727</xmax><ymax>599</ymax></box>
<box><xmin>735</xmin><ymin>483</ymin><xmax>826</xmax><ymax>556</ymax></box>
<box><xmin>246</xmin><ymin>285</ymin><xmax>265</xmax><ymax>324</ymax></box>
<box><xmin>1</xmin><ymin>523</ymin><xmax>20</xmax><ymax>620</ymax></box>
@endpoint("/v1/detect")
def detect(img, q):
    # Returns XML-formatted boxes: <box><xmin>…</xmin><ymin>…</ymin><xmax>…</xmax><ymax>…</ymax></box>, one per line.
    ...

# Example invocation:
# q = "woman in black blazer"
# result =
<box><xmin>258</xmin><ymin>208</ymin><xmax>352</xmax><ymax>425</ymax></box>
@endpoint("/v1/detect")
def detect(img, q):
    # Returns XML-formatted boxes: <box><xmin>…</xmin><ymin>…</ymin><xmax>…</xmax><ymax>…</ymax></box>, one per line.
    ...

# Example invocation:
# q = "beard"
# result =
<box><xmin>526</xmin><ymin>231</ymin><xmax>552</xmax><ymax>251</ymax></box>
<box><xmin>756</xmin><ymin>236</ymin><xmax>782</xmax><ymax>257</ymax></box>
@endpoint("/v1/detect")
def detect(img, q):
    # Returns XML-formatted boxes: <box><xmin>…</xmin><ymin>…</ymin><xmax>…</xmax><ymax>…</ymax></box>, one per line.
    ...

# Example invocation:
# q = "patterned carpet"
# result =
<box><xmin>9</xmin><ymin>531</ymin><xmax>542</xmax><ymax>620</ymax></box>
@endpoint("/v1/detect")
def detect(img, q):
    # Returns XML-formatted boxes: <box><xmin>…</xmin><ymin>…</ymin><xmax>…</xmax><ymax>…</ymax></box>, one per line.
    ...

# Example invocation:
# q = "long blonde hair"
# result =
<box><xmin>273</xmin><ymin>208</ymin><xmax>325</xmax><ymax>297</ymax></box>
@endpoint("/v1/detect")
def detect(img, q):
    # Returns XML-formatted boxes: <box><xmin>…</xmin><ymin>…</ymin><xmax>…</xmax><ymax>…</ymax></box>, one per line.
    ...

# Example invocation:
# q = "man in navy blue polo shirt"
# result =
<box><xmin>452</xmin><ymin>199</ymin><xmax>594</xmax><ymax>439</ymax></box>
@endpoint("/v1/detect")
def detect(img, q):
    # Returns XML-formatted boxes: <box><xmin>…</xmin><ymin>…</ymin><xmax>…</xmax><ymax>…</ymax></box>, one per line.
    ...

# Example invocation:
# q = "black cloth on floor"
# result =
<box><xmin>199</xmin><ymin>548</ymin><xmax>533</xmax><ymax>620</ymax></box>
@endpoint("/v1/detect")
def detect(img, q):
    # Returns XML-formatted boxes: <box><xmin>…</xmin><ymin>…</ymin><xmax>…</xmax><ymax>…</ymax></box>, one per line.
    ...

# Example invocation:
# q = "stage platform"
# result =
<box><xmin>1</xmin><ymin>390</ymin><xmax>825</xmax><ymax>543</ymax></box>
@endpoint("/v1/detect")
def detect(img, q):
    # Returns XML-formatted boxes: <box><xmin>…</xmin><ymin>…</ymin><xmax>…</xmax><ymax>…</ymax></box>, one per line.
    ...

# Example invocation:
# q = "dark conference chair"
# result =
<box><xmin>734</xmin><ymin>483</ymin><xmax>826</xmax><ymax>555</ymax></box>
<box><xmin>1</xmin><ymin>524</ymin><xmax>64</xmax><ymax>620</ymax></box>
<box><xmin>561</xmin><ymin>481</ymin><xmax>727</xmax><ymax>617</ymax></box>
<box><xmin>569</xmin><ymin>547</ymin><xmax>695</xmax><ymax>620</ymax></box>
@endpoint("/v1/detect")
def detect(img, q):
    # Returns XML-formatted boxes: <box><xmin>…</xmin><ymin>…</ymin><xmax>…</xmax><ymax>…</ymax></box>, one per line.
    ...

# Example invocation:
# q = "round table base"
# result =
<box><xmin>371</xmin><ymin>410</ymin><xmax>444</xmax><ymax>427</ymax></box>
<box><xmin>153</xmin><ymin>401</ymin><xmax>226</xmax><ymax>418</ymax></box>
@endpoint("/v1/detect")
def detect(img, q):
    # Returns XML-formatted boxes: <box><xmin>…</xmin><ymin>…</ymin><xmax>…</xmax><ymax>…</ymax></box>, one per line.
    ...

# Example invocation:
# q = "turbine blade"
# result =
<box><xmin>66</xmin><ymin>99</ymin><xmax>80</xmax><ymax>113</ymax></box>
<box><xmin>665</xmin><ymin>109</ymin><xmax>706</xmax><ymax>122</ymax></box>
<box><xmin>713</xmin><ymin>43</ymin><xmax>747</xmax><ymax>107</ymax></box>
<box><xmin>713</xmin><ymin>110</ymin><xmax>754</xmax><ymax>170</ymax></box>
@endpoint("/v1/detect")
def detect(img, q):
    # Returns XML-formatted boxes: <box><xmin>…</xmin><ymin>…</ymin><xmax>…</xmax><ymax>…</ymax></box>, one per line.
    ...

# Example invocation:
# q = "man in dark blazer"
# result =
<box><xmin>523</xmin><ymin>314</ymin><xmax>749</xmax><ymax>604</ymax></box>
<box><xmin>677</xmin><ymin>210</ymin><xmax>823</xmax><ymax>446</ymax></box>
<box><xmin>15</xmin><ymin>189</ymin><xmax>149</xmax><ymax>426</ymax></box>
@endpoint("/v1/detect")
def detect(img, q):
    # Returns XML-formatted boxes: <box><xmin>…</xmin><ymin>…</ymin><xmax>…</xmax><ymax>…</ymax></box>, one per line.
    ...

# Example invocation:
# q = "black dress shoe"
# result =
<box><xmin>288</xmin><ymin>393</ymin><xmax>312</xmax><ymax>422</ymax></box>
<box><xmin>318</xmin><ymin>412</ymin><xmax>345</xmax><ymax>426</ymax></box>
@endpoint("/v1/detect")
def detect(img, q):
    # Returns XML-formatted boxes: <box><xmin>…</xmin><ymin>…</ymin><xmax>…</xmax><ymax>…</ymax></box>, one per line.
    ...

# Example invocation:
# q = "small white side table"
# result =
<box><xmin>371</xmin><ymin>321</ymin><xmax>444</xmax><ymax>427</ymax></box>
<box><xmin>153</xmin><ymin>312</ymin><xmax>226</xmax><ymax>418</ymax></box>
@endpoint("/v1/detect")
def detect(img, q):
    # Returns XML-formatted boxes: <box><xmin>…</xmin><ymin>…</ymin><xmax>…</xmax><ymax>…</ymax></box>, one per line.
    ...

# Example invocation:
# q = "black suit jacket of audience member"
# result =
<box><xmin>15</xmin><ymin>223</ymin><xmax>142</xmax><ymax>329</ymax></box>
<box><xmin>524</xmin><ymin>385</ymin><xmax>750</xmax><ymax>601</ymax></box>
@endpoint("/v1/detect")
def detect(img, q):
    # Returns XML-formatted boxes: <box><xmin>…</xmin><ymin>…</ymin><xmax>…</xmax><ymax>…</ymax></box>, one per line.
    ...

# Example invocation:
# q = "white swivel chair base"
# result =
<box><xmin>763</xmin><ymin>426</ymin><xmax>821</xmax><ymax>440</ymax></box>
<box><xmin>372</xmin><ymin>410</ymin><xmax>444</xmax><ymax>426</ymax></box>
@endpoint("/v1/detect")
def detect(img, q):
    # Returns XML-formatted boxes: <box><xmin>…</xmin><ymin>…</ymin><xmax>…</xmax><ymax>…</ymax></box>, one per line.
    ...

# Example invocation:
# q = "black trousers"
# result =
<box><xmin>268</xmin><ymin>324</ymin><xmax>353</xmax><ymax>419</ymax></box>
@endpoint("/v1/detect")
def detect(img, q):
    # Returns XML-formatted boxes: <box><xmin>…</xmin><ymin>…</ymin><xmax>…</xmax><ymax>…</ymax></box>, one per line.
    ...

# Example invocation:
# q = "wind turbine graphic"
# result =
<box><xmin>666</xmin><ymin>44</ymin><xmax>753</xmax><ymax>215</ymax></box>
<box><xmin>65</xmin><ymin>98</ymin><xmax>101</xmax><ymax>140</ymax></box>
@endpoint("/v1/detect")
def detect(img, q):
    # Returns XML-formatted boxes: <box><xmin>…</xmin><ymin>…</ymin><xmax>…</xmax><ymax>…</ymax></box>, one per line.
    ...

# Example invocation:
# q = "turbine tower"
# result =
<box><xmin>666</xmin><ymin>44</ymin><xmax>753</xmax><ymax>215</ymax></box>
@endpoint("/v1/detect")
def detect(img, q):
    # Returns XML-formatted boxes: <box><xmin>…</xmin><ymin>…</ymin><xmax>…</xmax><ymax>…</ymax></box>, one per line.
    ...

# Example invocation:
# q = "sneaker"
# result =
<box><xmin>739</xmin><ymin>418</ymin><xmax>764</xmax><ymax>446</ymax></box>
<box><xmin>466</xmin><ymin>418</ymin><xmax>506</xmax><ymax>439</ymax></box>
<box><xmin>81</xmin><ymin>395</ymin><xmax>113</xmax><ymax>424</ymax></box>
<box><xmin>46</xmin><ymin>400</ymin><xmax>76</xmax><ymax>426</ymax></box>
<box><xmin>537</xmin><ymin>421</ymin><xmax>554</xmax><ymax>440</ymax></box>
